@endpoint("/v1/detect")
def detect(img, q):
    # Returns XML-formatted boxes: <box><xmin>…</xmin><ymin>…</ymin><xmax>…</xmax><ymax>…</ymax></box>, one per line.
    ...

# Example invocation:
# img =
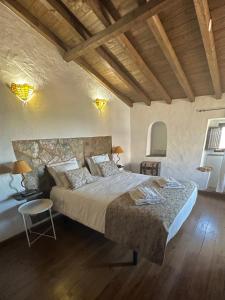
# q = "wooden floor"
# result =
<box><xmin>1</xmin><ymin>193</ymin><xmax>225</xmax><ymax>300</ymax></box>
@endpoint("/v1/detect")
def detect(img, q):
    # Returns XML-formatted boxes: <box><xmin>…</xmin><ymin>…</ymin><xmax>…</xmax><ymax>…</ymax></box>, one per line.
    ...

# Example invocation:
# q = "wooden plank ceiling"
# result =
<box><xmin>1</xmin><ymin>0</ymin><xmax>225</xmax><ymax>107</ymax></box>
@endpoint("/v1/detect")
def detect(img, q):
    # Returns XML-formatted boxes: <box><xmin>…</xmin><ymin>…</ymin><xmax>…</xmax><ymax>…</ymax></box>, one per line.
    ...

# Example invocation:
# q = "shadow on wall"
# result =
<box><xmin>130</xmin><ymin>162</ymin><xmax>142</xmax><ymax>173</ymax></box>
<box><xmin>0</xmin><ymin>162</ymin><xmax>12</xmax><ymax>174</ymax></box>
<box><xmin>0</xmin><ymin>163</ymin><xmax>19</xmax><ymax>197</ymax></box>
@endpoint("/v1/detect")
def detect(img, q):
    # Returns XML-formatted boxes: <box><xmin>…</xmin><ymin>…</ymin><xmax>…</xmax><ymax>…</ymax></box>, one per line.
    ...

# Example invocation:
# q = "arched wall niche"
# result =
<box><xmin>146</xmin><ymin>121</ymin><xmax>167</xmax><ymax>157</ymax></box>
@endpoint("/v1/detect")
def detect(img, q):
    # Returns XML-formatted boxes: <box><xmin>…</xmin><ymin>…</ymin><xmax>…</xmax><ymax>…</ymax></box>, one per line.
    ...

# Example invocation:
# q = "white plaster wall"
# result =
<box><xmin>131</xmin><ymin>96</ymin><xmax>225</xmax><ymax>188</ymax></box>
<box><xmin>0</xmin><ymin>5</ymin><xmax>130</xmax><ymax>241</ymax></box>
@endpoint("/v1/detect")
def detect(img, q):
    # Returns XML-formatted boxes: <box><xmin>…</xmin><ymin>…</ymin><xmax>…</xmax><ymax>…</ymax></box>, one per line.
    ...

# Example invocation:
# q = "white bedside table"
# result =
<box><xmin>18</xmin><ymin>199</ymin><xmax>56</xmax><ymax>247</ymax></box>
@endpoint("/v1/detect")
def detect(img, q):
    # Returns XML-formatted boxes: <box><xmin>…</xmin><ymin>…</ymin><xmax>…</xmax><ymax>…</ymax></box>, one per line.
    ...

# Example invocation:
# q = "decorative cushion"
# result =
<box><xmin>86</xmin><ymin>157</ymin><xmax>97</xmax><ymax>176</ymax></box>
<box><xmin>98</xmin><ymin>160</ymin><xmax>120</xmax><ymax>177</ymax></box>
<box><xmin>86</xmin><ymin>154</ymin><xmax>110</xmax><ymax>176</ymax></box>
<box><xmin>65</xmin><ymin>167</ymin><xmax>96</xmax><ymax>190</ymax></box>
<box><xmin>47</xmin><ymin>158</ymin><xmax>79</xmax><ymax>188</ymax></box>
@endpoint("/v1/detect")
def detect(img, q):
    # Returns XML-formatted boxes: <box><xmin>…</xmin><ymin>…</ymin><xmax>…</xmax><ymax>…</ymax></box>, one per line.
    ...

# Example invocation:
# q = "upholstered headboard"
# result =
<box><xmin>12</xmin><ymin>136</ymin><xmax>112</xmax><ymax>196</ymax></box>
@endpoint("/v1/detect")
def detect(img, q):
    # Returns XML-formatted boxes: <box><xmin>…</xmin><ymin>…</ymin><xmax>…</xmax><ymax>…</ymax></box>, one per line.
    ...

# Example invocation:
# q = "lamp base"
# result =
<box><xmin>117</xmin><ymin>164</ymin><xmax>124</xmax><ymax>169</ymax></box>
<box><xmin>21</xmin><ymin>174</ymin><xmax>26</xmax><ymax>189</ymax></box>
<box><xmin>116</xmin><ymin>154</ymin><xmax>121</xmax><ymax>164</ymax></box>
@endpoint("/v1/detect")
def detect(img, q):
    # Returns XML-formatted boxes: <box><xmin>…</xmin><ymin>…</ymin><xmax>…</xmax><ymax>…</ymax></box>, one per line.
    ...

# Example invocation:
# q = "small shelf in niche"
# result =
<box><xmin>146</xmin><ymin>154</ymin><xmax>166</xmax><ymax>157</ymax></box>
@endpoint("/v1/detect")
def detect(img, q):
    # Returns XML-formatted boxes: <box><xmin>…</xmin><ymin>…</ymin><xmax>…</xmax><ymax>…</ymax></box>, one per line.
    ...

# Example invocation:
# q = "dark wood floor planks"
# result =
<box><xmin>0</xmin><ymin>193</ymin><xmax>225</xmax><ymax>300</ymax></box>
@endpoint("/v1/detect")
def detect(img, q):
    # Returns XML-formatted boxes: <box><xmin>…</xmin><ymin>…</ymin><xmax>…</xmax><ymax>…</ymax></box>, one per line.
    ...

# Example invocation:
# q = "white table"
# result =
<box><xmin>18</xmin><ymin>199</ymin><xmax>56</xmax><ymax>247</ymax></box>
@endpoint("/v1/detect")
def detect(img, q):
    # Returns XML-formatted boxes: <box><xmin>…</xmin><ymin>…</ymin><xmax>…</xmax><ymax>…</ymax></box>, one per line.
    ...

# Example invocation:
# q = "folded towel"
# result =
<box><xmin>129</xmin><ymin>186</ymin><xmax>165</xmax><ymax>206</ymax></box>
<box><xmin>155</xmin><ymin>177</ymin><xmax>184</xmax><ymax>189</ymax></box>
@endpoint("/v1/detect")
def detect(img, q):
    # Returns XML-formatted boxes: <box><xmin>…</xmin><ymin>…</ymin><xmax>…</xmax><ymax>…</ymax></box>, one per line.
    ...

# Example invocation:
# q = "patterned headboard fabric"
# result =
<box><xmin>12</xmin><ymin>136</ymin><xmax>112</xmax><ymax>195</ymax></box>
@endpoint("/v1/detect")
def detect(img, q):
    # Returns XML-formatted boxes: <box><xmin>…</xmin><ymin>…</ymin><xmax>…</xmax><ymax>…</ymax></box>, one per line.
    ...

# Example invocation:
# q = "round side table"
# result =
<box><xmin>18</xmin><ymin>199</ymin><xmax>56</xmax><ymax>247</ymax></box>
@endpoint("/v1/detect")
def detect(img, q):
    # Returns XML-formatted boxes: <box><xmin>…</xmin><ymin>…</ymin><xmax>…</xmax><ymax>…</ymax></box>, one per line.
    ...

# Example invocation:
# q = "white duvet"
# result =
<box><xmin>50</xmin><ymin>171</ymin><xmax>197</xmax><ymax>239</ymax></box>
<box><xmin>51</xmin><ymin>171</ymin><xmax>149</xmax><ymax>233</ymax></box>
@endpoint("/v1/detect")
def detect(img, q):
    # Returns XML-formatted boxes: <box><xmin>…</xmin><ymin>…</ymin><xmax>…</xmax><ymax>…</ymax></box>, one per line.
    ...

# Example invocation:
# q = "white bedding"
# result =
<box><xmin>51</xmin><ymin>171</ymin><xmax>148</xmax><ymax>233</ymax></box>
<box><xmin>50</xmin><ymin>171</ymin><xmax>197</xmax><ymax>240</ymax></box>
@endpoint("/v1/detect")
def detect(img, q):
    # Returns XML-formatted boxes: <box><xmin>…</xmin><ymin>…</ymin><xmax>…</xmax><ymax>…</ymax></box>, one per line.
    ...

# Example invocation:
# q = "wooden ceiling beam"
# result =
<box><xmin>0</xmin><ymin>0</ymin><xmax>67</xmax><ymax>51</ymax></box>
<box><xmin>193</xmin><ymin>0</ymin><xmax>222</xmax><ymax>99</ymax></box>
<box><xmin>0</xmin><ymin>0</ymin><xmax>133</xmax><ymax>107</ymax></box>
<box><xmin>88</xmin><ymin>0</ymin><xmax>171</xmax><ymax>104</ymax></box>
<box><xmin>147</xmin><ymin>15</ymin><xmax>195</xmax><ymax>102</ymax></box>
<box><xmin>86</xmin><ymin>0</ymin><xmax>111</xmax><ymax>28</ymax></box>
<box><xmin>41</xmin><ymin>0</ymin><xmax>89</xmax><ymax>40</ymax></box>
<box><xmin>45</xmin><ymin>0</ymin><xmax>150</xmax><ymax>105</ymax></box>
<box><xmin>64</xmin><ymin>0</ymin><xmax>170</xmax><ymax>61</ymax></box>
<box><xmin>76</xmin><ymin>58</ymin><xmax>133</xmax><ymax>107</ymax></box>
<box><xmin>95</xmin><ymin>47</ymin><xmax>151</xmax><ymax>105</ymax></box>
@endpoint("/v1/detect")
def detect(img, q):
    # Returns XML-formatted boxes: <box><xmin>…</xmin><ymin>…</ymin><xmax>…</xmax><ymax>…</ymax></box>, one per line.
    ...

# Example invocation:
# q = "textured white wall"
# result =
<box><xmin>131</xmin><ymin>96</ymin><xmax>225</xmax><ymax>188</ymax></box>
<box><xmin>0</xmin><ymin>5</ymin><xmax>130</xmax><ymax>241</ymax></box>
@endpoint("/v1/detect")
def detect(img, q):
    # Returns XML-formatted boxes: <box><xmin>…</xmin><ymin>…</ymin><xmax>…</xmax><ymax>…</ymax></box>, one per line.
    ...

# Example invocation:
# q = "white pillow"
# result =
<box><xmin>86</xmin><ymin>154</ymin><xmax>110</xmax><ymax>176</ymax></box>
<box><xmin>92</xmin><ymin>154</ymin><xmax>110</xmax><ymax>164</ymax></box>
<box><xmin>47</xmin><ymin>158</ymin><xmax>79</xmax><ymax>188</ymax></box>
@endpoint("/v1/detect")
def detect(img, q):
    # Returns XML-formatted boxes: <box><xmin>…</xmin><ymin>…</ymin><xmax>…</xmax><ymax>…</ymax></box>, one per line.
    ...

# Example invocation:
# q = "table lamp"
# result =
<box><xmin>112</xmin><ymin>146</ymin><xmax>124</xmax><ymax>164</ymax></box>
<box><xmin>12</xmin><ymin>160</ymin><xmax>32</xmax><ymax>189</ymax></box>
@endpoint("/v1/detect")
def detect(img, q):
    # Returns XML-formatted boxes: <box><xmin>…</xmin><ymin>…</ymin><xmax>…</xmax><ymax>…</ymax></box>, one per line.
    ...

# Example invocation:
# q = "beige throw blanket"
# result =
<box><xmin>105</xmin><ymin>179</ymin><xmax>197</xmax><ymax>265</ymax></box>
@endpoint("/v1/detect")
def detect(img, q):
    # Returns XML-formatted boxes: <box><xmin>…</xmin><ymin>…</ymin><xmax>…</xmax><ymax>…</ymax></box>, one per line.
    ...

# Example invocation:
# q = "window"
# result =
<box><xmin>219</xmin><ymin>127</ymin><xmax>225</xmax><ymax>149</ymax></box>
<box><xmin>205</xmin><ymin>127</ymin><xmax>221</xmax><ymax>150</ymax></box>
<box><xmin>147</xmin><ymin>121</ymin><xmax>167</xmax><ymax>157</ymax></box>
<box><xmin>205</xmin><ymin>124</ymin><xmax>225</xmax><ymax>150</ymax></box>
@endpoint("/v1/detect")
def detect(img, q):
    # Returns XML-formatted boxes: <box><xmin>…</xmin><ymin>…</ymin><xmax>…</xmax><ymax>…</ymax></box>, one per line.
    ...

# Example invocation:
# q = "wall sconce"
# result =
<box><xmin>11</xmin><ymin>83</ymin><xmax>34</xmax><ymax>104</ymax></box>
<box><xmin>93</xmin><ymin>98</ymin><xmax>108</xmax><ymax>112</ymax></box>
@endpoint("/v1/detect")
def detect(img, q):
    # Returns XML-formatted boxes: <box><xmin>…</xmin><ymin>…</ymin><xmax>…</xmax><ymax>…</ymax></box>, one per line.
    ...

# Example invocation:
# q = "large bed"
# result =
<box><xmin>12</xmin><ymin>136</ymin><xmax>198</xmax><ymax>265</ymax></box>
<box><xmin>51</xmin><ymin>171</ymin><xmax>197</xmax><ymax>264</ymax></box>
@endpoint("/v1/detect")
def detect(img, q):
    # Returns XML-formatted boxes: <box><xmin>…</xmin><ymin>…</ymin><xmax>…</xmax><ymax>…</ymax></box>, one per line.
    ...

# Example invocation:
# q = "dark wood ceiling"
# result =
<box><xmin>1</xmin><ymin>0</ymin><xmax>225</xmax><ymax>107</ymax></box>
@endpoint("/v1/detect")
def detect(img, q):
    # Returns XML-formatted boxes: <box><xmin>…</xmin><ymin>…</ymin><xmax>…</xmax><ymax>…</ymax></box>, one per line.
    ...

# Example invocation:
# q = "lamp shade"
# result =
<box><xmin>12</xmin><ymin>160</ymin><xmax>32</xmax><ymax>174</ymax></box>
<box><xmin>112</xmin><ymin>146</ymin><xmax>124</xmax><ymax>154</ymax></box>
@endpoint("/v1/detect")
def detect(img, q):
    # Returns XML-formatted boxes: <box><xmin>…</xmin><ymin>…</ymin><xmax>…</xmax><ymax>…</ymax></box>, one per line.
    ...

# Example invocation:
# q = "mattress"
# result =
<box><xmin>50</xmin><ymin>171</ymin><xmax>197</xmax><ymax>241</ymax></box>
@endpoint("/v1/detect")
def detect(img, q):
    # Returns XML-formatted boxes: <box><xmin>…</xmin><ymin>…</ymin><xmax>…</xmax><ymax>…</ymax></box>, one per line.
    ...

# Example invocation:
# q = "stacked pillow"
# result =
<box><xmin>65</xmin><ymin>167</ymin><xmax>96</xmax><ymax>190</ymax></box>
<box><xmin>86</xmin><ymin>154</ymin><xmax>120</xmax><ymax>177</ymax></box>
<box><xmin>47</xmin><ymin>158</ymin><xmax>79</xmax><ymax>188</ymax></box>
<box><xmin>47</xmin><ymin>154</ymin><xmax>120</xmax><ymax>190</ymax></box>
<box><xmin>86</xmin><ymin>153</ymin><xmax>110</xmax><ymax>176</ymax></box>
<box><xmin>98</xmin><ymin>160</ymin><xmax>120</xmax><ymax>177</ymax></box>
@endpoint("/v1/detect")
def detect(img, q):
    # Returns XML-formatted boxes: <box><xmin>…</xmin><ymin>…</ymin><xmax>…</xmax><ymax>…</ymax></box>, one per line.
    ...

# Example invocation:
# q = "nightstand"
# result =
<box><xmin>18</xmin><ymin>199</ymin><xmax>56</xmax><ymax>247</ymax></box>
<box><xmin>14</xmin><ymin>190</ymin><xmax>50</xmax><ymax>225</ymax></box>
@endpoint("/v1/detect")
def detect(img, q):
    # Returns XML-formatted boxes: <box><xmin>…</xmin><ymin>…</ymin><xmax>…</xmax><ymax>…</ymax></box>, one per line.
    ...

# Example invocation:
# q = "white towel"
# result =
<box><xmin>155</xmin><ymin>177</ymin><xmax>184</xmax><ymax>189</ymax></box>
<box><xmin>129</xmin><ymin>186</ymin><xmax>165</xmax><ymax>206</ymax></box>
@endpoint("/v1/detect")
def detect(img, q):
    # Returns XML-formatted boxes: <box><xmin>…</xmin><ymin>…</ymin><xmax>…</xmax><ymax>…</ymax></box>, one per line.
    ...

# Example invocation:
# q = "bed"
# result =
<box><xmin>51</xmin><ymin>171</ymin><xmax>197</xmax><ymax>264</ymax></box>
<box><xmin>12</xmin><ymin>136</ymin><xmax>198</xmax><ymax>265</ymax></box>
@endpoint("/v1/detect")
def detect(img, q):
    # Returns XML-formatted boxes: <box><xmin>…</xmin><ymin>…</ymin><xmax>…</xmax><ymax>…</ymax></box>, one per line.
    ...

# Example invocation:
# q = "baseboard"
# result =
<box><xmin>198</xmin><ymin>189</ymin><xmax>225</xmax><ymax>199</ymax></box>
